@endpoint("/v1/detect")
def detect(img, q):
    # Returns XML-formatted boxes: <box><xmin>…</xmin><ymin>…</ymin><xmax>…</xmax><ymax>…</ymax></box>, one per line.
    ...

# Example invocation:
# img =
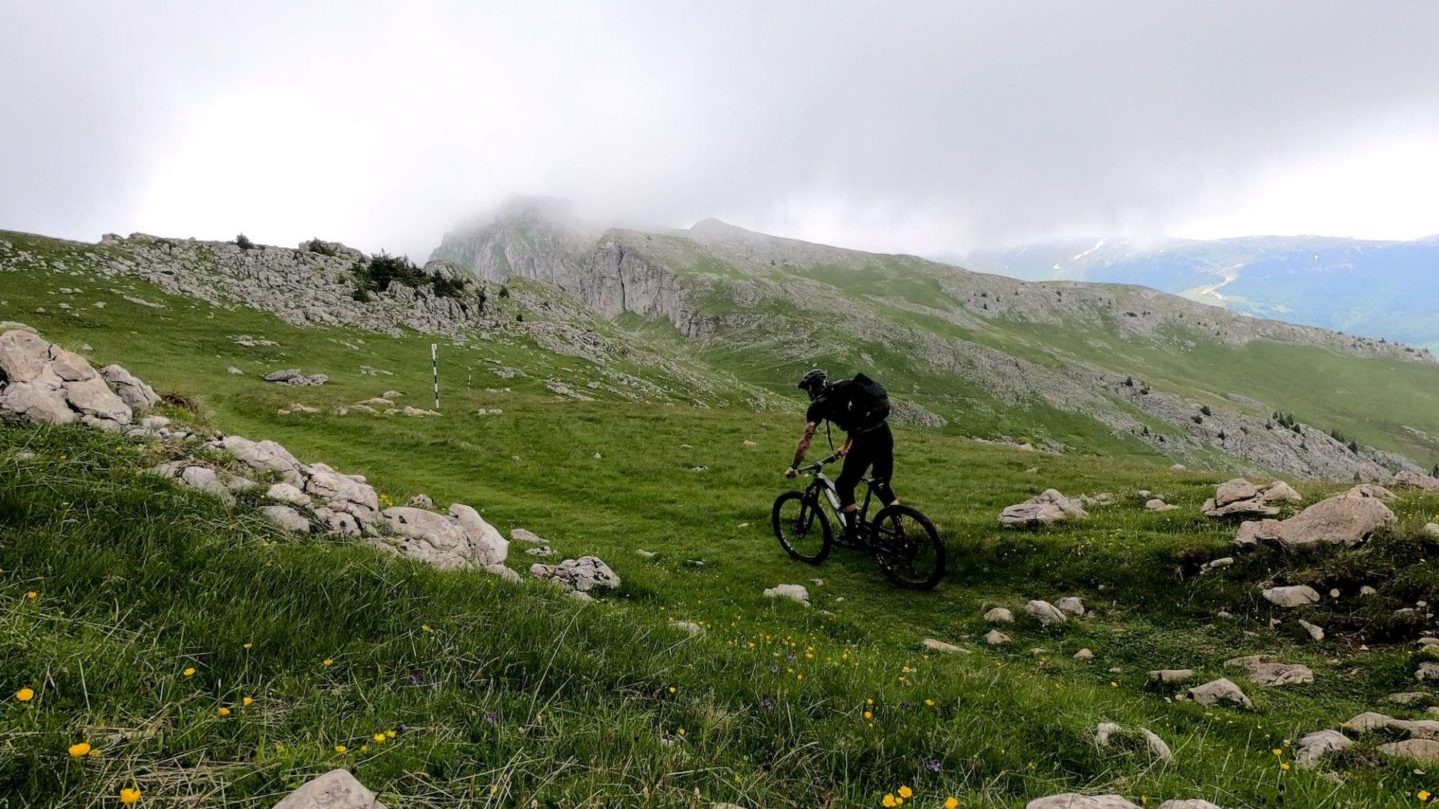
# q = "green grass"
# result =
<box><xmin>2</xmin><ymin>240</ymin><xmax>1439</xmax><ymax>806</ymax></box>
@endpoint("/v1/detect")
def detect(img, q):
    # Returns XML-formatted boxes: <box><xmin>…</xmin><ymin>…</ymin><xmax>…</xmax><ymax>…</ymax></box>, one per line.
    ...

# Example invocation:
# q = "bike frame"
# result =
<box><xmin>806</xmin><ymin>471</ymin><xmax>878</xmax><ymax>530</ymax></box>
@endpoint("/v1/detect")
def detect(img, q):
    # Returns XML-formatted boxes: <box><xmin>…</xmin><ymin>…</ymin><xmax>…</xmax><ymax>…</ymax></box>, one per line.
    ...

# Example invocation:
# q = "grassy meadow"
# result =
<box><xmin>2</xmin><ymin>251</ymin><xmax>1438</xmax><ymax>807</ymax></box>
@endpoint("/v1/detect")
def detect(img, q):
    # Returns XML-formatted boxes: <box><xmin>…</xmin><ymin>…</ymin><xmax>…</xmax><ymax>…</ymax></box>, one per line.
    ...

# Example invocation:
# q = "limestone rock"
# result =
<box><xmin>306</xmin><ymin>463</ymin><xmax>380</xmax><ymax>524</ymax></box>
<box><xmin>1057</xmin><ymin>596</ymin><xmax>1086</xmax><ymax>616</ymax></box>
<box><xmin>1235</xmin><ymin>488</ymin><xmax>1395</xmax><ymax>550</ymax></box>
<box><xmin>762</xmin><ymin>583</ymin><xmax>810</xmax><ymax>606</ymax></box>
<box><xmin>1393</xmin><ymin>469</ymin><xmax>1439</xmax><ymax>491</ymax></box>
<box><xmin>99</xmin><ymin>364</ymin><xmax>160</xmax><ymax>410</ymax></box>
<box><xmin>0</xmin><ymin>329</ymin><xmax>52</xmax><ymax>382</ymax></box>
<box><xmin>406</xmin><ymin>494</ymin><xmax>434</xmax><ymax>509</ymax></box>
<box><xmin>1215</xmin><ymin>478</ymin><xmax>1260</xmax><ymax>507</ymax></box>
<box><xmin>1074</xmin><ymin>648</ymin><xmax>1094</xmax><ymax>661</ymax></box>
<box><xmin>1294</xmin><ymin>729</ymin><xmax>1353</xmax><ymax>768</ymax></box>
<box><xmin>267</xmin><ymin>483</ymin><xmax>311</xmax><ymax>508</ymax></box>
<box><xmin>999</xmin><ymin>489</ymin><xmax>1087</xmax><ymax>527</ymax></box>
<box><xmin>1261</xmin><ymin>481</ymin><xmax>1303</xmax><ymax>503</ymax></box>
<box><xmin>1297</xmin><ymin>619</ymin><xmax>1325</xmax><ymax>642</ymax></box>
<box><xmin>262</xmin><ymin>505</ymin><xmax>311</xmax><ymax>534</ymax></box>
<box><xmin>1418</xmin><ymin>661</ymin><xmax>1439</xmax><ymax>683</ymax></box>
<box><xmin>984</xmin><ymin>607</ymin><xmax>1015</xmax><ymax>624</ymax></box>
<box><xmin>1425</xmin><ymin>523</ymin><xmax>1439</xmax><ymax>539</ymax></box>
<box><xmin>672</xmin><ymin>621</ymin><xmax>704</xmax><ymax>636</ymax></box>
<box><xmin>531</xmin><ymin>556</ymin><xmax>621</xmax><ymax>594</ymax></box>
<box><xmin>1093</xmin><ymin>722</ymin><xmax>1173</xmax><ymax>763</ymax></box>
<box><xmin>379</xmin><ymin>507</ymin><xmax>498</xmax><ymax>570</ymax></box>
<box><xmin>272</xmin><ymin>769</ymin><xmax>387</xmax><ymax>809</ymax></box>
<box><xmin>1145</xmin><ymin>498</ymin><xmax>1178</xmax><ymax>512</ymax></box>
<box><xmin>922</xmin><ymin>638</ymin><xmax>965</xmax><ymax>654</ymax></box>
<box><xmin>512</xmin><ymin>528</ymin><xmax>547</xmax><ymax>544</ymax></box>
<box><xmin>0</xmin><ymin>380</ymin><xmax>76</xmax><ymax>425</ymax></box>
<box><xmin>63</xmin><ymin>375</ymin><xmax>131</xmax><ymax>423</ymax></box>
<box><xmin>1149</xmin><ymin>669</ymin><xmax>1196</xmax><ymax>685</ymax></box>
<box><xmin>1224</xmin><ymin>655</ymin><xmax>1314</xmax><ymax>687</ymax></box>
<box><xmin>179</xmin><ymin>465</ymin><xmax>236</xmax><ymax>506</ymax></box>
<box><xmin>215</xmin><ymin>435</ymin><xmax>304</xmax><ymax>476</ymax></box>
<box><xmin>1025</xmin><ymin>599</ymin><xmax>1068</xmax><ymax>626</ymax></box>
<box><xmin>1158</xmin><ymin>802</ymin><xmax>1225</xmax><ymax>809</ymax></box>
<box><xmin>1261</xmin><ymin>585</ymin><xmax>1320</xmax><ymax>608</ymax></box>
<box><xmin>1025</xmin><ymin>795</ymin><xmax>1140</xmax><ymax>809</ymax></box>
<box><xmin>1188</xmin><ymin>677</ymin><xmax>1254</xmax><ymax>709</ymax></box>
<box><xmin>1377</xmin><ymin>738</ymin><xmax>1439</xmax><ymax>763</ymax></box>
<box><xmin>985</xmin><ymin>629</ymin><xmax>1012</xmax><ymax>646</ymax></box>
<box><xmin>447</xmin><ymin>503</ymin><xmax>509</xmax><ymax>567</ymax></box>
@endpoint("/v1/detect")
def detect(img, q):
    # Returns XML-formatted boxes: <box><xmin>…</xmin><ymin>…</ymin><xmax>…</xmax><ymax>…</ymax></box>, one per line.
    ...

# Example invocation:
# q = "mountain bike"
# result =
<box><xmin>771</xmin><ymin>453</ymin><xmax>946</xmax><ymax>590</ymax></box>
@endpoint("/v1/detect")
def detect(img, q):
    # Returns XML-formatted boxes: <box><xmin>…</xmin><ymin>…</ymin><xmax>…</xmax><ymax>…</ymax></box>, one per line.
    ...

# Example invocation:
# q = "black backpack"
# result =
<box><xmin>828</xmin><ymin>373</ymin><xmax>890</xmax><ymax>431</ymax></box>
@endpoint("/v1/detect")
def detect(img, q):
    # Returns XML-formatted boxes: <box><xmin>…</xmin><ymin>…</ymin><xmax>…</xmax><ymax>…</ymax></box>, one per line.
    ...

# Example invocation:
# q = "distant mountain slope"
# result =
<box><xmin>432</xmin><ymin>205</ymin><xmax>1439</xmax><ymax>478</ymax></box>
<box><xmin>954</xmin><ymin>235</ymin><xmax>1439</xmax><ymax>352</ymax></box>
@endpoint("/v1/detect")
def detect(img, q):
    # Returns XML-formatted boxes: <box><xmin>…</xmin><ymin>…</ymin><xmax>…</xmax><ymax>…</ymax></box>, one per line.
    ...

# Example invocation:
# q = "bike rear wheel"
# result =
<box><xmin>772</xmin><ymin>491</ymin><xmax>833</xmax><ymax>564</ymax></box>
<box><xmin>870</xmin><ymin>504</ymin><xmax>945</xmax><ymax>590</ymax></box>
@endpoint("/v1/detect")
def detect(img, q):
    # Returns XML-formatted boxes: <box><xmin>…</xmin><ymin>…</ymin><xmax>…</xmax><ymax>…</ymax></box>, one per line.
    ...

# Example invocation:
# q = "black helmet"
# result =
<box><xmin>797</xmin><ymin>368</ymin><xmax>827</xmax><ymax>397</ymax></box>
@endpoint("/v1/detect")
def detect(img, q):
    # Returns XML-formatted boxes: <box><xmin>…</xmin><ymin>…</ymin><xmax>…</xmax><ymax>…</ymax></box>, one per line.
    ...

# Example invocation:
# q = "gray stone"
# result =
<box><xmin>99</xmin><ymin>364</ymin><xmax>160</xmax><ymax>410</ymax></box>
<box><xmin>1294</xmin><ymin>729</ymin><xmax>1353</xmax><ymax>768</ymax></box>
<box><xmin>1149</xmin><ymin>669</ymin><xmax>1196</xmax><ymax>685</ymax></box>
<box><xmin>267</xmin><ymin>483</ymin><xmax>311</xmax><ymax>508</ymax></box>
<box><xmin>762</xmin><ymin>583</ymin><xmax>810</xmax><ymax>606</ymax></box>
<box><xmin>999</xmin><ymin>489</ymin><xmax>1087</xmax><ymax>527</ymax></box>
<box><xmin>673</xmin><ymin>621</ymin><xmax>704</xmax><ymax>636</ymax></box>
<box><xmin>447</xmin><ymin>503</ymin><xmax>509</xmax><ymax>567</ymax></box>
<box><xmin>1297</xmin><ymin>619</ymin><xmax>1325</xmax><ymax>642</ymax></box>
<box><xmin>0</xmin><ymin>380</ymin><xmax>76</xmax><ymax>425</ymax></box>
<box><xmin>215</xmin><ymin>435</ymin><xmax>304</xmax><ymax>476</ymax></box>
<box><xmin>985</xmin><ymin>629</ymin><xmax>1012</xmax><ymax>646</ymax></box>
<box><xmin>179</xmin><ymin>465</ymin><xmax>236</xmax><ymax>506</ymax></box>
<box><xmin>1145</xmin><ymin>498</ymin><xmax>1178</xmax><ymax>511</ymax></box>
<box><xmin>271</xmin><ymin>769</ymin><xmax>387</xmax><ymax>809</ymax></box>
<box><xmin>1026</xmin><ymin>795</ymin><xmax>1140</xmax><ymax>809</ymax></box>
<box><xmin>1377</xmin><ymin>738</ymin><xmax>1439</xmax><ymax>763</ymax></box>
<box><xmin>306</xmin><ymin>463</ymin><xmax>380</xmax><ymax>523</ymax></box>
<box><xmin>406</xmin><ymin>493</ymin><xmax>434</xmax><ymax>509</ymax></box>
<box><xmin>1261</xmin><ymin>481</ymin><xmax>1304</xmax><ymax>503</ymax></box>
<box><xmin>1057</xmin><ymin>596</ymin><xmax>1086</xmax><ymax>616</ymax></box>
<box><xmin>922</xmin><ymin>638</ymin><xmax>965</xmax><ymax>654</ymax></box>
<box><xmin>984</xmin><ymin>607</ymin><xmax>1015</xmax><ymax>624</ymax></box>
<box><xmin>1261</xmin><ymin>585</ymin><xmax>1320</xmax><ymax>608</ymax></box>
<box><xmin>379</xmin><ymin>507</ymin><xmax>497</xmax><ymax>570</ymax></box>
<box><xmin>1025</xmin><ymin>599</ymin><xmax>1068</xmax><ymax>626</ymax></box>
<box><xmin>1188</xmin><ymin>677</ymin><xmax>1254</xmax><ymax>709</ymax></box>
<box><xmin>63</xmin><ymin>375</ymin><xmax>131</xmax><ymax>423</ymax></box>
<box><xmin>1237</xmin><ymin>488</ymin><xmax>1396</xmax><ymax>550</ymax></box>
<box><xmin>0</xmin><ymin>329</ymin><xmax>53</xmax><ymax>382</ymax></box>
<box><xmin>1158</xmin><ymin>802</ymin><xmax>1225</xmax><ymax>809</ymax></box>
<box><xmin>1393</xmin><ymin>469</ymin><xmax>1439</xmax><ymax>491</ymax></box>
<box><xmin>262</xmin><ymin>505</ymin><xmax>311</xmax><ymax>534</ymax></box>
<box><xmin>1418</xmin><ymin>662</ymin><xmax>1439</xmax><ymax>683</ymax></box>
<box><xmin>1215</xmin><ymin>478</ymin><xmax>1260</xmax><ymax>507</ymax></box>
<box><xmin>1224</xmin><ymin>655</ymin><xmax>1314</xmax><ymax>687</ymax></box>
<box><xmin>512</xmin><ymin>528</ymin><xmax>547</xmax><ymax>544</ymax></box>
<box><xmin>532</xmin><ymin>556</ymin><xmax>621</xmax><ymax>594</ymax></box>
<box><xmin>1074</xmin><ymin>648</ymin><xmax>1094</xmax><ymax>661</ymax></box>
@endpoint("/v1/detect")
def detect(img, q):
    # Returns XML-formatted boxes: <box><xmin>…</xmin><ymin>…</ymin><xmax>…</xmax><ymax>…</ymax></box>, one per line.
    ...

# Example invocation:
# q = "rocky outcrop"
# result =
<box><xmin>1200</xmin><ymin>479</ymin><xmax>1295</xmax><ymax>518</ymax></box>
<box><xmin>0</xmin><ymin>329</ymin><xmax>147</xmax><ymax>430</ymax></box>
<box><xmin>265</xmin><ymin>368</ymin><xmax>329</xmax><ymax>386</ymax></box>
<box><xmin>1188</xmin><ymin>678</ymin><xmax>1254</xmax><ymax>710</ymax></box>
<box><xmin>1294</xmin><ymin>729</ymin><xmax>1353</xmax><ymax>768</ymax></box>
<box><xmin>1393</xmin><ymin>469</ymin><xmax>1439</xmax><ymax>491</ymax></box>
<box><xmin>1261</xmin><ymin>585</ymin><xmax>1320</xmax><ymax>608</ymax></box>
<box><xmin>1025</xmin><ymin>599</ymin><xmax>1068</xmax><ymax>626</ymax></box>
<box><xmin>1235</xmin><ymin>486</ymin><xmax>1396</xmax><ymax>550</ymax></box>
<box><xmin>999</xmin><ymin>489</ymin><xmax>1087</xmax><ymax>527</ymax></box>
<box><xmin>1224</xmin><ymin>655</ymin><xmax>1314</xmax><ymax>687</ymax></box>
<box><xmin>1093</xmin><ymin>722</ymin><xmax>1174</xmax><ymax>763</ymax></box>
<box><xmin>531</xmin><ymin>556</ymin><xmax>621</xmax><ymax>596</ymax></box>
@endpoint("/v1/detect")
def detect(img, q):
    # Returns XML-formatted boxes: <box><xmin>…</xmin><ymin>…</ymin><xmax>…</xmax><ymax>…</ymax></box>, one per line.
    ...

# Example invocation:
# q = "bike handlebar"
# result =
<box><xmin>796</xmin><ymin>452</ymin><xmax>843</xmax><ymax>474</ymax></box>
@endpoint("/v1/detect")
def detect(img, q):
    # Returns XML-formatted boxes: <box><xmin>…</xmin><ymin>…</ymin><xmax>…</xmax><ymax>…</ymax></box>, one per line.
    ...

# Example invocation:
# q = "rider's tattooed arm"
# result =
<box><xmin>840</xmin><ymin>433</ymin><xmax>853</xmax><ymax>456</ymax></box>
<box><xmin>791</xmin><ymin>421</ymin><xmax>818</xmax><ymax>468</ymax></box>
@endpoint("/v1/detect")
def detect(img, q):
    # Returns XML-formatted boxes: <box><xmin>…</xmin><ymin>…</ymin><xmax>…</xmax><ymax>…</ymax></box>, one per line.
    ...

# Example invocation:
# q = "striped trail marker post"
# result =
<box><xmin>431</xmin><ymin>343</ymin><xmax>440</xmax><ymax>410</ymax></box>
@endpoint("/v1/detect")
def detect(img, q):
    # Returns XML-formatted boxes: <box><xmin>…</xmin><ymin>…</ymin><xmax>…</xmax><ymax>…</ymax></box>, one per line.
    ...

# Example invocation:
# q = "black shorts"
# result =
<box><xmin>835</xmin><ymin>422</ymin><xmax>895</xmax><ymax>507</ymax></box>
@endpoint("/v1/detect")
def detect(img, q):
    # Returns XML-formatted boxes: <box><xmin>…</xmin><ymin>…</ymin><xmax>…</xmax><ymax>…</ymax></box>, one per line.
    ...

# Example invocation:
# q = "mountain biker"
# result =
<box><xmin>786</xmin><ymin>368</ymin><xmax>896</xmax><ymax>544</ymax></box>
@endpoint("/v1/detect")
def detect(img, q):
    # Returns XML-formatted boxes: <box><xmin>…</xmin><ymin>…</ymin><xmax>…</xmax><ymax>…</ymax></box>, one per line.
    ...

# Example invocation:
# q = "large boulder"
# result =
<box><xmin>1215</xmin><ymin>478</ymin><xmax>1260</xmax><ymax>506</ymax></box>
<box><xmin>1235</xmin><ymin>488</ymin><xmax>1396</xmax><ymax>550</ymax></box>
<box><xmin>999</xmin><ymin>489</ymin><xmax>1087</xmax><ymax>527</ymax></box>
<box><xmin>63</xmin><ymin>375</ymin><xmax>132</xmax><ymax>423</ymax></box>
<box><xmin>379</xmin><ymin>507</ymin><xmax>482</xmax><ymax>570</ymax></box>
<box><xmin>0</xmin><ymin>329</ymin><xmax>54</xmax><ymax>382</ymax></box>
<box><xmin>1201</xmin><ymin>478</ymin><xmax>1281</xmax><ymax>518</ymax></box>
<box><xmin>306</xmin><ymin>463</ymin><xmax>380</xmax><ymax>524</ymax></box>
<box><xmin>447</xmin><ymin>503</ymin><xmax>508</xmax><ymax>567</ymax></box>
<box><xmin>272</xmin><ymin>769</ymin><xmax>387</xmax><ymax>809</ymax></box>
<box><xmin>214</xmin><ymin>435</ymin><xmax>305</xmax><ymax>476</ymax></box>
<box><xmin>0</xmin><ymin>379</ymin><xmax>75</xmax><ymax>425</ymax></box>
<box><xmin>531</xmin><ymin>556</ymin><xmax>621</xmax><ymax>594</ymax></box>
<box><xmin>1377</xmin><ymin>738</ymin><xmax>1439</xmax><ymax>763</ymax></box>
<box><xmin>99</xmin><ymin>364</ymin><xmax>160</xmax><ymax>410</ymax></box>
<box><xmin>1025</xmin><ymin>599</ymin><xmax>1068</xmax><ymax>626</ymax></box>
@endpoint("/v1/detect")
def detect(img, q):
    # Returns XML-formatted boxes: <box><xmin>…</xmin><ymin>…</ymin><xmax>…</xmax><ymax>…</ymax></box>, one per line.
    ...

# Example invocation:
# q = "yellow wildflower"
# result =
<box><xmin>15</xmin><ymin>687</ymin><xmax>35</xmax><ymax>702</ymax></box>
<box><xmin>68</xmin><ymin>742</ymin><xmax>91</xmax><ymax>758</ymax></box>
<box><xmin>899</xmin><ymin>786</ymin><xmax>913</xmax><ymax>799</ymax></box>
<box><xmin>335</xmin><ymin>744</ymin><xmax>348</xmax><ymax>754</ymax></box>
<box><xmin>1418</xmin><ymin>790</ymin><xmax>1431</xmax><ymax>802</ymax></box>
<box><xmin>1280</xmin><ymin>762</ymin><xmax>1290</xmax><ymax>771</ymax></box>
<box><xmin>242</xmin><ymin>642</ymin><xmax>253</xmax><ymax>650</ymax></box>
<box><xmin>119</xmin><ymin>787</ymin><xmax>141</xmax><ymax>805</ymax></box>
<box><xmin>945</xmin><ymin>799</ymin><xmax>959</xmax><ymax>809</ymax></box>
<box><xmin>373</xmin><ymin>733</ymin><xmax>386</xmax><ymax>743</ymax></box>
<box><xmin>323</xmin><ymin>658</ymin><xmax>334</xmax><ymax>667</ymax></box>
<box><xmin>863</xmin><ymin>710</ymin><xmax>873</xmax><ymax>720</ymax></box>
<box><xmin>385</xmin><ymin>729</ymin><xmax>396</xmax><ymax>739</ymax></box>
<box><xmin>182</xmin><ymin>667</ymin><xmax>196</xmax><ymax>677</ymax></box>
<box><xmin>882</xmin><ymin>795</ymin><xmax>898</xmax><ymax>808</ymax></box>
<box><xmin>924</xmin><ymin>699</ymin><xmax>935</xmax><ymax>707</ymax></box>
<box><xmin>1271</xmin><ymin>747</ymin><xmax>1283</xmax><ymax>757</ymax></box>
<box><xmin>217</xmin><ymin>707</ymin><xmax>231</xmax><ymax>717</ymax></box>
<box><xmin>242</xmin><ymin>696</ymin><xmax>253</xmax><ymax>707</ymax></box>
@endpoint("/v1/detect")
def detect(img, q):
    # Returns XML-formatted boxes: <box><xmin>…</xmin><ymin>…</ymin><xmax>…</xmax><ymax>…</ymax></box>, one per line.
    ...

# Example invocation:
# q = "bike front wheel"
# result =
<box><xmin>870</xmin><ymin>504</ymin><xmax>945</xmax><ymax>590</ymax></box>
<box><xmin>772</xmin><ymin>491</ymin><xmax>833</xmax><ymax>564</ymax></box>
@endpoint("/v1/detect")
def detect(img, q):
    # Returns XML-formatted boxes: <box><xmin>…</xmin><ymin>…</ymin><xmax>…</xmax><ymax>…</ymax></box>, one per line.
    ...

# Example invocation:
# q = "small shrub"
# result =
<box><xmin>235</xmin><ymin>233</ymin><xmax>254</xmax><ymax>250</ymax></box>
<box><xmin>498</xmin><ymin>285</ymin><xmax>510</xmax><ymax>299</ymax></box>
<box><xmin>302</xmin><ymin>238</ymin><xmax>337</xmax><ymax>257</ymax></box>
<box><xmin>1191</xmin><ymin>414</ymin><xmax>1203</xmax><ymax>424</ymax></box>
<box><xmin>1199</xmin><ymin>405</ymin><xmax>1212</xmax><ymax>417</ymax></box>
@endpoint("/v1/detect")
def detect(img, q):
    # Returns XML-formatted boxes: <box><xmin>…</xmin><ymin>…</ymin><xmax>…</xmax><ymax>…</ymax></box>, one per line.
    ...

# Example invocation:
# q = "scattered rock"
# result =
<box><xmin>1198</xmin><ymin>557</ymin><xmax>1234</xmax><ymax>575</ymax></box>
<box><xmin>1393</xmin><ymin>469</ymin><xmax>1439</xmax><ymax>491</ymax></box>
<box><xmin>178</xmin><ymin>465</ymin><xmax>236</xmax><ymax>506</ymax></box>
<box><xmin>984</xmin><ymin>607</ymin><xmax>1015</xmax><ymax>624</ymax></box>
<box><xmin>671</xmin><ymin>621</ymin><xmax>704</xmax><ymax>636</ymax></box>
<box><xmin>985</xmin><ymin>629</ymin><xmax>1012</xmax><ymax>646</ymax></box>
<box><xmin>266</xmin><ymin>483</ymin><xmax>311</xmax><ymax>508</ymax></box>
<box><xmin>636</xmin><ymin>549</ymin><xmax>656</xmax><ymax>559</ymax></box>
<box><xmin>1093</xmin><ymin>722</ymin><xmax>1174</xmax><ymax>763</ymax></box>
<box><xmin>1261</xmin><ymin>481</ymin><xmax>1304</xmax><ymax>503</ymax></box>
<box><xmin>1418</xmin><ymin>662</ymin><xmax>1439</xmax><ymax>683</ymax></box>
<box><xmin>1074</xmin><ymin>648</ymin><xmax>1094</xmax><ymax>661</ymax></box>
<box><xmin>1261</xmin><ymin>585</ymin><xmax>1320</xmax><ymax>608</ymax></box>
<box><xmin>922</xmin><ymin>638</ymin><xmax>966</xmax><ymax>654</ymax></box>
<box><xmin>526</xmin><ymin>546</ymin><xmax>556</xmax><ymax>557</ymax></box>
<box><xmin>999</xmin><ymin>489</ymin><xmax>1088</xmax><ymax>527</ymax></box>
<box><xmin>227</xmin><ymin>366</ymin><xmax>244</xmax><ymax>375</ymax></box>
<box><xmin>762</xmin><ymin>584</ymin><xmax>810</xmax><ymax>606</ymax></box>
<box><xmin>272</xmin><ymin>768</ymin><xmax>387</xmax><ymax>809</ymax></box>
<box><xmin>1202</xmin><ymin>478</ymin><xmax>1281</xmax><ymax>518</ymax></box>
<box><xmin>1149</xmin><ymin>669</ymin><xmax>1196</xmax><ymax>685</ymax></box>
<box><xmin>264</xmin><ymin>368</ymin><xmax>328</xmax><ymax>386</ymax></box>
<box><xmin>1384</xmin><ymin>692</ymin><xmax>1432</xmax><ymax>707</ymax></box>
<box><xmin>1424</xmin><ymin>523</ymin><xmax>1439</xmax><ymax>540</ymax></box>
<box><xmin>1188</xmin><ymin>677</ymin><xmax>1254</xmax><ymax>709</ymax></box>
<box><xmin>1025</xmin><ymin>599</ymin><xmax>1068</xmax><ymax>626</ymax></box>
<box><xmin>1145</xmin><ymin>498</ymin><xmax>1178</xmax><ymax>512</ymax></box>
<box><xmin>531</xmin><ymin>556</ymin><xmax>620</xmax><ymax>594</ymax></box>
<box><xmin>1297</xmin><ymin>619</ymin><xmax>1325</xmax><ymax>642</ymax></box>
<box><xmin>1224</xmin><ymin>655</ymin><xmax>1314</xmax><ymax>687</ymax></box>
<box><xmin>406</xmin><ymin>494</ymin><xmax>434</xmax><ymax>509</ymax></box>
<box><xmin>512</xmin><ymin>528</ymin><xmax>547</xmax><ymax>545</ymax></box>
<box><xmin>99</xmin><ymin>364</ymin><xmax>160</xmax><ymax>410</ymax></box>
<box><xmin>1057</xmin><ymin>597</ymin><xmax>1086</xmax><ymax>616</ymax></box>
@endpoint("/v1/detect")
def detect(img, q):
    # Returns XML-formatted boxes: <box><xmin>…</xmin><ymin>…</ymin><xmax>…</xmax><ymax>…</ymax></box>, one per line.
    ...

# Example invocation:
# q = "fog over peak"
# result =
<box><xmin>3</xmin><ymin>2</ymin><xmax>1437</xmax><ymax>261</ymax></box>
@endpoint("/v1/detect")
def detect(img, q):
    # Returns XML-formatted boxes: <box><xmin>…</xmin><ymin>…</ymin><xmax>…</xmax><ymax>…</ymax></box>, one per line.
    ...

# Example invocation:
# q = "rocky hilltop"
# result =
<box><xmin>431</xmin><ymin>203</ymin><xmax>1438</xmax><ymax>480</ymax></box>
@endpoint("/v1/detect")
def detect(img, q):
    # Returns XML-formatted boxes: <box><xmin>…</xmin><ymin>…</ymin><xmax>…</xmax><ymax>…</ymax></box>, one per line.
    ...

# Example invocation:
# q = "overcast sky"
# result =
<box><xmin>3</xmin><ymin>1</ymin><xmax>1438</xmax><ymax>259</ymax></box>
